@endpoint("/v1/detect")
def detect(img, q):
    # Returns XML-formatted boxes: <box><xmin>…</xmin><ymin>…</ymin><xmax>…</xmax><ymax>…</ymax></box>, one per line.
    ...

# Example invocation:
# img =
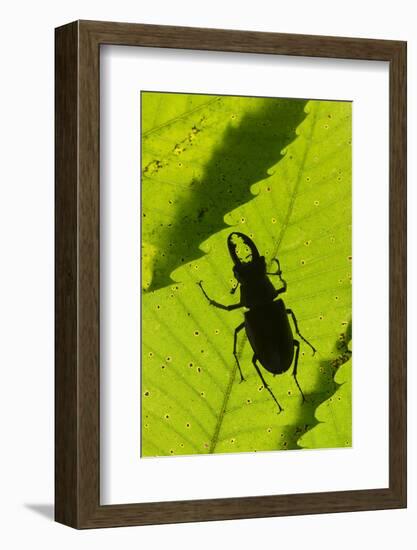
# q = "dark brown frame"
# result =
<box><xmin>55</xmin><ymin>20</ymin><xmax>407</xmax><ymax>529</ymax></box>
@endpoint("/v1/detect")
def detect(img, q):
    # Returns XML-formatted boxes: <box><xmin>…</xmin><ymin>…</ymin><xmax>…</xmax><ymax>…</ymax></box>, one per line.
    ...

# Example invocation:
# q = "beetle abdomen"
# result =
<box><xmin>245</xmin><ymin>299</ymin><xmax>294</xmax><ymax>375</ymax></box>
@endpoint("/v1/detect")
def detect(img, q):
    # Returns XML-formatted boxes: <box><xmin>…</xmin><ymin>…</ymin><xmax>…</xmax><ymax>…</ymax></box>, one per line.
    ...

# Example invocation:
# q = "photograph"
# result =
<box><xmin>52</xmin><ymin>18</ymin><xmax>406</xmax><ymax>529</ymax></box>
<box><xmin>0</xmin><ymin>0</ymin><xmax>412</xmax><ymax>544</ymax></box>
<box><xmin>141</xmin><ymin>91</ymin><xmax>352</xmax><ymax>457</ymax></box>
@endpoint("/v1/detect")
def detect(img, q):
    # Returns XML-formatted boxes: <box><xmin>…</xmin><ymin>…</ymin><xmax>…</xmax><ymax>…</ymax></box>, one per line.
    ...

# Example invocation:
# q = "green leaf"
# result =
<box><xmin>142</xmin><ymin>95</ymin><xmax>352</xmax><ymax>457</ymax></box>
<box><xmin>141</xmin><ymin>92</ymin><xmax>308</xmax><ymax>291</ymax></box>
<box><xmin>298</xmin><ymin>322</ymin><xmax>352</xmax><ymax>449</ymax></box>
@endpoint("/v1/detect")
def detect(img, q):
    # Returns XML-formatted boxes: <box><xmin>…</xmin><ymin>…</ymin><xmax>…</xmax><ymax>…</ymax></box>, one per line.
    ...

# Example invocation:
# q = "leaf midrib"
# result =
<box><xmin>208</xmin><ymin>103</ymin><xmax>320</xmax><ymax>453</ymax></box>
<box><xmin>272</xmin><ymin>105</ymin><xmax>319</xmax><ymax>259</ymax></box>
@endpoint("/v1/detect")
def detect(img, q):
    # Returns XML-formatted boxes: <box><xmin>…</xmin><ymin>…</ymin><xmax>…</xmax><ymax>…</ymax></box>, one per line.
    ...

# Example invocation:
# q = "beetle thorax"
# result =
<box><xmin>234</xmin><ymin>256</ymin><xmax>277</xmax><ymax>307</ymax></box>
<box><xmin>233</xmin><ymin>255</ymin><xmax>266</xmax><ymax>283</ymax></box>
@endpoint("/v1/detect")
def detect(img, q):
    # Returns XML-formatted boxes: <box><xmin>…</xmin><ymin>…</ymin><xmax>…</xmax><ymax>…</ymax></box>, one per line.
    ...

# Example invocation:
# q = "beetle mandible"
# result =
<box><xmin>197</xmin><ymin>232</ymin><xmax>316</xmax><ymax>413</ymax></box>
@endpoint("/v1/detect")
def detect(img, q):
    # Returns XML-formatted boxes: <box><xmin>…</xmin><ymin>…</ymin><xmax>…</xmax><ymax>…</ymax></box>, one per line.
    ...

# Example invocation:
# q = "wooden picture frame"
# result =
<box><xmin>55</xmin><ymin>20</ymin><xmax>407</xmax><ymax>529</ymax></box>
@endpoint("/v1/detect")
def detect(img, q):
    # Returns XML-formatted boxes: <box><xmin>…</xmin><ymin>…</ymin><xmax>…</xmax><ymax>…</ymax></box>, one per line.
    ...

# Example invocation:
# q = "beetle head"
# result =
<box><xmin>227</xmin><ymin>232</ymin><xmax>266</xmax><ymax>282</ymax></box>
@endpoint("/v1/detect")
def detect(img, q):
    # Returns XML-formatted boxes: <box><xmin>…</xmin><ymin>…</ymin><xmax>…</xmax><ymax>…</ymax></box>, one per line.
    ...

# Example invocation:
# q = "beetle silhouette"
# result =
<box><xmin>197</xmin><ymin>232</ymin><xmax>316</xmax><ymax>412</ymax></box>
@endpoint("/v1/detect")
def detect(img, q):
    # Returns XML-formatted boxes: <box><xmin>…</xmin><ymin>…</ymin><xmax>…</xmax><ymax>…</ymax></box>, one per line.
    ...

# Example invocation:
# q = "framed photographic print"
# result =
<box><xmin>55</xmin><ymin>20</ymin><xmax>407</xmax><ymax>528</ymax></box>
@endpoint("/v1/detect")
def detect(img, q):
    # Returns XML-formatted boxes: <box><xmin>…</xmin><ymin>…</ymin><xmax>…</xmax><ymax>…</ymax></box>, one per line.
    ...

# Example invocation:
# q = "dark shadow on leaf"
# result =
<box><xmin>147</xmin><ymin>98</ymin><xmax>308</xmax><ymax>290</ymax></box>
<box><xmin>280</xmin><ymin>319</ymin><xmax>352</xmax><ymax>450</ymax></box>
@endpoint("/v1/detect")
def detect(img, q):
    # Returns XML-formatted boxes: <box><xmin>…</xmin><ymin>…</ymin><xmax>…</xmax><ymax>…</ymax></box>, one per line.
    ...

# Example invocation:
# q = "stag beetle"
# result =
<box><xmin>197</xmin><ymin>232</ymin><xmax>316</xmax><ymax>412</ymax></box>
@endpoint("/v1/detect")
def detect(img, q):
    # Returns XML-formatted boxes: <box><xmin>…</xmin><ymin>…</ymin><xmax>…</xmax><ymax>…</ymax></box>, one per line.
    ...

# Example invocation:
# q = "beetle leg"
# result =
<box><xmin>267</xmin><ymin>258</ymin><xmax>282</xmax><ymax>276</ymax></box>
<box><xmin>292</xmin><ymin>340</ymin><xmax>306</xmax><ymax>403</ymax></box>
<box><xmin>267</xmin><ymin>259</ymin><xmax>287</xmax><ymax>294</ymax></box>
<box><xmin>252</xmin><ymin>355</ymin><xmax>283</xmax><ymax>413</ymax></box>
<box><xmin>233</xmin><ymin>322</ymin><xmax>246</xmax><ymax>382</ymax></box>
<box><xmin>286</xmin><ymin>309</ymin><xmax>316</xmax><ymax>355</ymax></box>
<box><xmin>197</xmin><ymin>281</ymin><xmax>242</xmax><ymax>311</ymax></box>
